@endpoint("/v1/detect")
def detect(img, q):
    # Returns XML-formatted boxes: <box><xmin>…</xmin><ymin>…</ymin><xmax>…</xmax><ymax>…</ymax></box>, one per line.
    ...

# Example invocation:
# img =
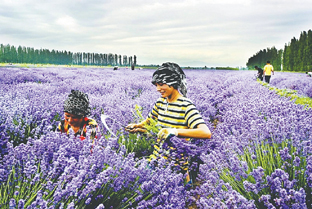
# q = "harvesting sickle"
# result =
<box><xmin>101</xmin><ymin>112</ymin><xmax>150</xmax><ymax>137</ymax></box>
<box><xmin>100</xmin><ymin>114</ymin><xmax>123</xmax><ymax>137</ymax></box>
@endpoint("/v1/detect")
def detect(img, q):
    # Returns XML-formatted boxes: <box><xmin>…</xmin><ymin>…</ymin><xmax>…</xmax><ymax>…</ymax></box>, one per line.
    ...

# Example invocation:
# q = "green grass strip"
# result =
<box><xmin>260</xmin><ymin>81</ymin><xmax>312</xmax><ymax>109</ymax></box>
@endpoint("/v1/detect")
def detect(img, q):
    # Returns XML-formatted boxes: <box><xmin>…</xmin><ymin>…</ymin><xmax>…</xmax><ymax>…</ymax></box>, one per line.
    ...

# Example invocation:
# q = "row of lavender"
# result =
<box><xmin>0</xmin><ymin>67</ymin><xmax>311</xmax><ymax>208</ymax></box>
<box><xmin>269</xmin><ymin>71</ymin><xmax>312</xmax><ymax>98</ymax></box>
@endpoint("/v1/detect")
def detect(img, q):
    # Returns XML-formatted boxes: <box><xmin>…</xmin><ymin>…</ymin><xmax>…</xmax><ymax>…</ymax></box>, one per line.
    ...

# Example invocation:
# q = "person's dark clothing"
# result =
<box><xmin>265</xmin><ymin>75</ymin><xmax>271</xmax><ymax>83</ymax></box>
<box><xmin>257</xmin><ymin>68</ymin><xmax>263</xmax><ymax>81</ymax></box>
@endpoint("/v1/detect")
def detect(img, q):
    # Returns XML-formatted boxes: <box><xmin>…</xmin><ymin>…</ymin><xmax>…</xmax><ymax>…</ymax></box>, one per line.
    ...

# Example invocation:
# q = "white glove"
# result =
<box><xmin>157</xmin><ymin>128</ymin><xmax>178</xmax><ymax>141</ymax></box>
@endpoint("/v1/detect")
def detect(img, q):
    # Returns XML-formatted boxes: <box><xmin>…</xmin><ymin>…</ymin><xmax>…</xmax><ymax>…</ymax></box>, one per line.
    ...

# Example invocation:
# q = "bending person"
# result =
<box><xmin>254</xmin><ymin>65</ymin><xmax>263</xmax><ymax>81</ymax></box>
<box><xmin>125</xmin><ymin>62</ymin><xmax>211</xmax><ymax>183</ymax></box>
<box><xmin>57</xmin><ymin>90</ymin><xmax>99</xmax><ymax>140</ymax></box>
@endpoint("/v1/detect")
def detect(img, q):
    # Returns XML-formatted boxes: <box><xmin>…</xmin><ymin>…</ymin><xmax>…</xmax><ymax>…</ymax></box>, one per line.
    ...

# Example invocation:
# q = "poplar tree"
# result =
<box><xmin>0</xmin><ymin>43</ymin><xmax>136</xmax><ymax>66</ymax></box>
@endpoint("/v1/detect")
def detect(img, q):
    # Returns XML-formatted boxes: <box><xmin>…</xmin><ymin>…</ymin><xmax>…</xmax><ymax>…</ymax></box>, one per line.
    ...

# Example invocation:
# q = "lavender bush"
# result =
<box><xmin>0</xmin><ymin>131</ymin><xmax>187</xmax><ymax>208</ymax></box>
<box><xmin>269</xmin><ymin>71</ymin><xmax>312</xmax><ymax>98</ymax></box>
<box><xmin>219</xmin><ymin>139</ymin><xmax>309</xmax><ymax>208</ymax></box>
<box><xmin>191</xmin><ymin>72</ymin><xmax>312</xmax><ymax>208</ymax></box>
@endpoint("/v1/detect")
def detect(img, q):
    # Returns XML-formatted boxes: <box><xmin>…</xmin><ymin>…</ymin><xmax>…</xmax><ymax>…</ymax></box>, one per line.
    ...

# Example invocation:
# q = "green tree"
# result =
<box><xmin>114</xmin><ymin>54</ymin><xmax>118</xmax><ymax>66</ymax></box>
<box><xmin>119</xmin><ymin>55</ymin><xmax>122</xmax><ymax>66</ymax></box>
<box><xmin>298</xmin><ymin>31</ymin><xmax>307</xmax><ymax>71</ymax></box>
<box><xmin>0</xmin><ymin>44</ymin><xmax>4</xmax><ymax>63</ymax></box>
<box><xmin>123</xmin><ymin>55</ymin><xmax>128</xmax><ymax>66</ymax></box>
<box><xmin>305</xmin><ymin>30</ymin><xmax>312</xmax><ymax>71</ymax></box>
<box><xmin>10</xmin><ymin>45</ymin><xmax>18</xmax><ymax>63</ymax></box>
<box><xmin>3</xmin><ymin>44</ymin><xmax>11</xmax><ymax>63</ymax></box>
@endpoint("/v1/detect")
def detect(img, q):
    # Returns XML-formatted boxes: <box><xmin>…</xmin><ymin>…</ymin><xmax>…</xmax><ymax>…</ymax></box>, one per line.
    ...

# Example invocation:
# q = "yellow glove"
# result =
<box><xmin>157</xmin><ymin>128</ymin><xmax>178</xmax><ymax>141</ymax></box>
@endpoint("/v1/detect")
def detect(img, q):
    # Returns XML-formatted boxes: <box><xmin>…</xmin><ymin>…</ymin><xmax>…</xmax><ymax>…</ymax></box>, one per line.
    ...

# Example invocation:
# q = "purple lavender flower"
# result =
<box><xmin>279</xmin><ymin>147</ymin><xmax>292</xmax><ymax>161</ymax></box>
<box><xmin>293</xmin><ymin>156</ymin><xmax>301</xmax><ymax>167</ymax></box>
<box><xmin>9</xmin><ymin>198</ymin><xmax>16</xmax><ymax>209</ymax></box>
<box><xmin>18</xmin><ymin>199</ymin><xmax>25</xmax><ymax>209</ymax></box>
<box><xmin>96</xmin><ymin>204</ymin><xmax>105</xmax><ymax>209</ymax></box>
<box><xmin>67</xmin><ymin>202</ymin><xmax>75</xmax><ymax>209</ymax></box>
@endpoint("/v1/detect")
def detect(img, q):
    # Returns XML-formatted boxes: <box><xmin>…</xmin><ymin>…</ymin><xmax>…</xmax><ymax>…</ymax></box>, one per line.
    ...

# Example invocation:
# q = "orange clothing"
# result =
<box><xmin>57</xmin><ymin>117</ymin><xmax>99</xmax><ymax>140</ymax></box>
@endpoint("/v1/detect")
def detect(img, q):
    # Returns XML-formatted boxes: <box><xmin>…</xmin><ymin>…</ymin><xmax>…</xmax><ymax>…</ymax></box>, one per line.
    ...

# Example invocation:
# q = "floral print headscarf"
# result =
<box><xmin>151</xmin><ymin>62</ymin><xmax>188</xmax><ymax>97</ymax></box>
<box><xmin>63</xmin><ymin>90</ymin><xmax>91</xmax><ymax>117</ymax></box>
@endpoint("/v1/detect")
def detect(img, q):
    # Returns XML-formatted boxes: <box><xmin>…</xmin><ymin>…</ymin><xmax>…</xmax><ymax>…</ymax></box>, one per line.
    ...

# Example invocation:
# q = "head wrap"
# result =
<box><xmin>63</xmin><ymin>90</ymin><xmax>91</xmax><ymax>117</ymax></box>
<box><xmin>151</xmin><ymin>62</ymin><xmax>187</xmax><ymax>97</ymax></box>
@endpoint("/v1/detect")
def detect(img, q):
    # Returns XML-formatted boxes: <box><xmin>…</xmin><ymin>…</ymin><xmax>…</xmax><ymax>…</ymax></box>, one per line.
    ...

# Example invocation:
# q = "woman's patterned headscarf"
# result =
<box><xmin>151</xmin><ymin>62</ymin><xmax>187</xmax><ymax>97</ymax></box>
<box><xmin>63</xmin><ymin>90</ymin><xmax>91</xmax><ymax>117</ymax></box>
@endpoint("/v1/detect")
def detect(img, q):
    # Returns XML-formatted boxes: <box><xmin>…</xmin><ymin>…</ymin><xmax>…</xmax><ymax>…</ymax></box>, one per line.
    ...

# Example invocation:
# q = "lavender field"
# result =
<box><xmin>0</xmin><ymin>67</ymin><xmax>312</xmax><ymax>209</ymax></box>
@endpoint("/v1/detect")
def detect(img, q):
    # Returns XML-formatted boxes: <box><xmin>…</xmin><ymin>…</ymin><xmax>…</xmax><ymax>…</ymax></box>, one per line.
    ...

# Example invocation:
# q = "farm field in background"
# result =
<box><xmin>0</xmin><ymin>67</ymin><xmax>312</xmax><ymax>208</ymax></box>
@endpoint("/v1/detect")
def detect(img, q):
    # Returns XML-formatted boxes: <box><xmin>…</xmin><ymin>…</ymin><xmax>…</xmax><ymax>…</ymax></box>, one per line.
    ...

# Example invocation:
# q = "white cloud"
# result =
<box><xmin>55</xmin><ymin>15</ymin><xmax>80</xmax><ymax>32</ymax></box>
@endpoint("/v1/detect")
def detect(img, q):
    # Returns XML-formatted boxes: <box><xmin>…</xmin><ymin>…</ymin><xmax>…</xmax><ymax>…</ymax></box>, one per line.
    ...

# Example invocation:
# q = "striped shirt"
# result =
<box><xmin>148</xmin><ymin>97</ymin><xmax>206</xmax><ymax>171</ymax></box>
<box><xmin>148</xmin><ymin>97</ymin><xmax>205</xmax><ymax>129</ymax></box>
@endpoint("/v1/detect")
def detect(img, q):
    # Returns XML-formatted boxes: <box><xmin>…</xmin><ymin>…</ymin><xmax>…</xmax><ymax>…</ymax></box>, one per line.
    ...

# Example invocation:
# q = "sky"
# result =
<box><xmin>1</xmin><ymin>0</ymin><xmax>312</xmax><ymax>67</ymax></box>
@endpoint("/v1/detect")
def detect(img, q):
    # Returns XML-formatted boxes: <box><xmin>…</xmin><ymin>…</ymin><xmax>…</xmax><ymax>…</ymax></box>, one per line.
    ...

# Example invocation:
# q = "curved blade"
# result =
<box><xmin>100</xmin><ymin>114</ymin><xmax>116</xmax><ymax>137</ymax></box>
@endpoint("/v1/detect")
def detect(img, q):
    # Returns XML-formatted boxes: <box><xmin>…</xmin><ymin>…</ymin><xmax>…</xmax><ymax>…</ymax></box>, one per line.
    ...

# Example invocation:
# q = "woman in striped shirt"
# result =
<box><xmin>125</xmin><ymin>62</ymin><xmax>211</xmax><ymax>183</ymax></box>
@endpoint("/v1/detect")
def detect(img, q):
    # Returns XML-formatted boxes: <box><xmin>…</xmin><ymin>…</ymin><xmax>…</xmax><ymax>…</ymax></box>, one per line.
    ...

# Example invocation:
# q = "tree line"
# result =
<box><xmin>246</xmin><ymin>29</ymin><xmax>312</xmax><ymax>72</ymax></box>
<box><xmin>0</xmin><ymin>44</ymin><xmax>137</xmax><ymax>66</ymax></box>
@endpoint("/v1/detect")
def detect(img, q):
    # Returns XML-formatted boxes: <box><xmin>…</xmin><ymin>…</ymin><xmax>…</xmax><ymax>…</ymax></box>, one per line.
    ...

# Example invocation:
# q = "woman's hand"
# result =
<box><xmin>125</xmin><ymin>123</ymin><xmax>146</xmax><ymax>133</ymax></box>
<box><xmin>157</xmin><ymin>128</ymin><xmax>178</xmax><ymax>140</ymax></box>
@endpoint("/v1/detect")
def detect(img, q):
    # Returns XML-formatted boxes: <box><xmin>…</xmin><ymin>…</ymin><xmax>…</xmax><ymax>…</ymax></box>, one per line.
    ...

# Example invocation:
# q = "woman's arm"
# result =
<box><xmin>157</xmin><ymin>124</ymin><xmax>211</xmax><ymax>140</ymax></box>
<box><xmin>176</xmin><ymin>124</ymin><xmax>211</xmax><ymax>139</ymax></box>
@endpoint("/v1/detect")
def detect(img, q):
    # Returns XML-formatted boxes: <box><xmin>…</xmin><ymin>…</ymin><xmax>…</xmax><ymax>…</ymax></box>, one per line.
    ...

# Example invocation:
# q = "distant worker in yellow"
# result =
<box><xmin>263</xmin><ymin>60</ymin><xmax>274</xmax><ymax>83</ymax></box>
